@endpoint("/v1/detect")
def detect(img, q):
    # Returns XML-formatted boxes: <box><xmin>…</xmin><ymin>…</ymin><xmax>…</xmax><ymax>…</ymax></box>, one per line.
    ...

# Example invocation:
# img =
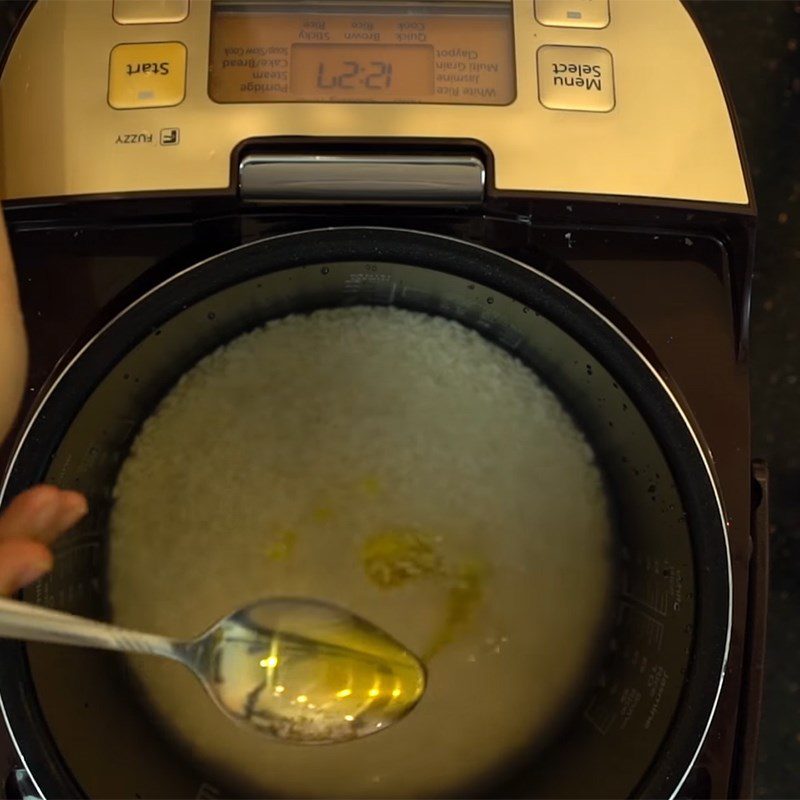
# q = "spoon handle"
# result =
<box><xmin>0</xmin><ymin>596</ymin><xmax>177</xmax><ymax>659</ymax></box>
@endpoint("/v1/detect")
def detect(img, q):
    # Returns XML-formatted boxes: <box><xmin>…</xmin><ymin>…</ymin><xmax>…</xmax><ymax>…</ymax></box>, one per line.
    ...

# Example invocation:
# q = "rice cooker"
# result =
<box><xmin>0</xmin><ymin>1</ymin><xmax>768</xmax><ymax>798</ymax></box>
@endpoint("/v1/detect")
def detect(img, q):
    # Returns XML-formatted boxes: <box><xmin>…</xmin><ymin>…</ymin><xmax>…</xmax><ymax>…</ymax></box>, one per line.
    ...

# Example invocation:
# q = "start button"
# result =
<box><xmin>108</xmin><ymin>41</ymin><xmax>187</xmax><ymax>109</ymax></box>
<box><xmin>537</xmin><ymin>45</ymin><xmax>615</xmax><ymax>112</ymax></box>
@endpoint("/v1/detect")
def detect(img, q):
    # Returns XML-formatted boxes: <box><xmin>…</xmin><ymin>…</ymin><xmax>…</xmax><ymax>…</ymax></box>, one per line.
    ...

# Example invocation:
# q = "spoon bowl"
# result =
<box><xmin>187</xmin><ymin>598</ymin><xmax>426</xmax><ymax>743</ymax></box>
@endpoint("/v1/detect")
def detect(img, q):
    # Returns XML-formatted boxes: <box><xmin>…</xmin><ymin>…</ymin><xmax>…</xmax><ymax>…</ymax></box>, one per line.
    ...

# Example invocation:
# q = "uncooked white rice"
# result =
<box><xmin>110</xmin><ymin>305</ymin><xmax>613</xmax><ymax>798</ymax></box>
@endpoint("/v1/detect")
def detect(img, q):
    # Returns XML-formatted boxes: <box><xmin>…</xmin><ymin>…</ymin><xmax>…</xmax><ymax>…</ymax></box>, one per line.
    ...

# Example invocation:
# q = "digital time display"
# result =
<box><xmin>209</xmin><ymin>2</ymin><xmax>515</xmax><ymax>105</ymax></box>
<box><xmin>291</xmin><ymin>44</ymin><xmax>434</xmax><ymax>99</ymax></box>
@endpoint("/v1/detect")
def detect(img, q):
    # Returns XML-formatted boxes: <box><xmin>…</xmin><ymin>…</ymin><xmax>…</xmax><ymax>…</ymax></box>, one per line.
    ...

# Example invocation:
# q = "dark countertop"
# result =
<box><xmin>687</xmin><ymin>3</ymin><xmax>800</xmax><ymax>796</ymax></box>
<box><xmin>0</xmin><ymin>1</ymin><xmax>797</xmax><ymax>798</ymax></box>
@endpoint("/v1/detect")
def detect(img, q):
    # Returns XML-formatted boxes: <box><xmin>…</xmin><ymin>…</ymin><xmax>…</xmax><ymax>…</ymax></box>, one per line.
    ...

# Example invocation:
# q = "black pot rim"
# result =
<box><xmin>0</xmin><ymin>226</ymin><xmax>731</xmax><ymax>799</ymax></box>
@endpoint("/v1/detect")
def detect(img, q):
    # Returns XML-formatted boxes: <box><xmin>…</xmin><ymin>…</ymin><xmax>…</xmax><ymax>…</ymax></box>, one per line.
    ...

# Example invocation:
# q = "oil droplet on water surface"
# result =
<box><xmin>360</xmin><ymin>529</ymin><xmax>488</xmax><ymax>659</ymax></box>
<box><xmin>207</xmin><ymin>599</ymin><xmax>426</xmax><ymax>744</ymax></box>
<box><xmin>265</xmin><ymin>528</ymin><xmax>297</xmax><ymax>561</ymax></box>
<box><xmin>362</xmin><ymin>529</ymin><xmax>443</xmax><ymax>588</ymax></box>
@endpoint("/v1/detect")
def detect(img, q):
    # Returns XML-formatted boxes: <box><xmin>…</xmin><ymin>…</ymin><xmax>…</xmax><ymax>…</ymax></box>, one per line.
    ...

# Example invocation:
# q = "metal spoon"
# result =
<box><xmin>0</xmin><ymin>595</ymin><xmax>426</xmax><ymax>744</ymax></box>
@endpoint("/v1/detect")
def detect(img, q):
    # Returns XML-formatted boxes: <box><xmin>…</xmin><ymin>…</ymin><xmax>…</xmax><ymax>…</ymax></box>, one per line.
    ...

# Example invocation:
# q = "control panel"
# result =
<box><xmin>0</xmin><ymin>0</ymin><xmax>748</xmax><ymax>204</ymax></box>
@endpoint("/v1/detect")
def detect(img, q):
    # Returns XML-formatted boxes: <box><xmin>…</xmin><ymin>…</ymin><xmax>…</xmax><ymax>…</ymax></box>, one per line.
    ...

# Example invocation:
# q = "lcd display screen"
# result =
<box><xmin>209</xmin><ymin>2</ymin><xmax>516</xmax><ymax>105</ymax></box>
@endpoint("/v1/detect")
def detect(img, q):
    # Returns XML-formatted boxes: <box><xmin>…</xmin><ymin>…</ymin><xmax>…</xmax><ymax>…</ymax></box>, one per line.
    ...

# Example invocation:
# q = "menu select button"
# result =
<box><xmin>537</xmin><ymin>45</ymin><xmax>614</xmax><ymax>112</ymax></box>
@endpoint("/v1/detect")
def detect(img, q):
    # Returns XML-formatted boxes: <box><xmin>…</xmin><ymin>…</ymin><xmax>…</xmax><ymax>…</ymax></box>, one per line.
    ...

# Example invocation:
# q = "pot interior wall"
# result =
<box><xmin>20</xmin><ymin>258</ymin><xmax>698</xmax><ymax>799</ymax></box>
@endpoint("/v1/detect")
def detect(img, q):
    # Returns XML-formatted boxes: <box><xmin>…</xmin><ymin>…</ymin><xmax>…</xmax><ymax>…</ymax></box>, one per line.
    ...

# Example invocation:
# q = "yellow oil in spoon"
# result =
<box><xmin>201</xmin><ymin>598</ymin><xmax>426</xmax><ymax>744</ymax></box>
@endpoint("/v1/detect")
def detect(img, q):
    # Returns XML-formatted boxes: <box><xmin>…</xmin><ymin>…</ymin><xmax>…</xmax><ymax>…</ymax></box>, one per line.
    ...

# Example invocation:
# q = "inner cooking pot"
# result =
<box><xmin>0</xmin><ymin>227</ymin><xmax>730</xmax><ymax>799</ymax></box>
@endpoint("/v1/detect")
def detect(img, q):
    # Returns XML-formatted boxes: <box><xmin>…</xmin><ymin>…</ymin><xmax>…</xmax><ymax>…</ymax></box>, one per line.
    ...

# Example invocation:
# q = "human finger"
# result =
<box><xmin>0</xmin><ymin>537</ymin><xmax>53</xmax><ymax>596</ymax></box>
<box><xmin>0</xmin><ymin>485</ymin><xmax>88</xmax><ymax>545</ymax></box>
